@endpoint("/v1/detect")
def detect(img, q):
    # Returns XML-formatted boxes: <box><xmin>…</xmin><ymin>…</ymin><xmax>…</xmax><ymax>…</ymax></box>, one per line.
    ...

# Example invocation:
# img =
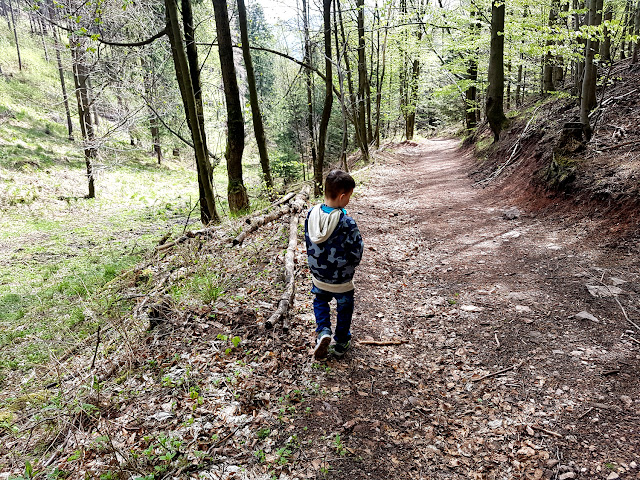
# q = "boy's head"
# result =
<box><xmin>325</xmin><ymin>170</ymin><xmax>355</xmax><ymax>208</ymax></box>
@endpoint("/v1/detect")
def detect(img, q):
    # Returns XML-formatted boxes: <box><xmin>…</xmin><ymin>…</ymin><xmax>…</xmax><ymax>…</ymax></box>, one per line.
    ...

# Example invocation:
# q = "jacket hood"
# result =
<box><xmin>307</xmin><ymin>204</ymin><xmax>342</xmax><ymax>244</ymax></box>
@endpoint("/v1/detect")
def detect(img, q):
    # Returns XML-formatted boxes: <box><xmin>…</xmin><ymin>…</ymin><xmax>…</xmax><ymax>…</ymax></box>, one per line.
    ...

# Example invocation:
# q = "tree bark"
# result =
<box><xmin>212</xmin><ymin>0</ymin><xmax>249</xmax><ymax>212</ymax></box>
<box><xmin>8</xmin><ymin>0</ymin><xmax>21</xmax><ymax>71</ymax></box>
<box><xmin>302</xmin><ymin>0</ymin><xmax>317</xmax><ymax>187</ymax></box>
<box><xmin>543</xmin><ymin>0</ymin><xmax>559</xmax><ymax>93</ymax></box>
<box><xmin>486</xmin><ymin>0</ymin><xmax>508</xmax><ymax>142</ymax></box>
<box><xmin>165</xmin><ymin>0</ymin><xmax>219</xmax><ymax>223</ymax></box>
<box><xmin>465</xmin><ymin>7</ymin><xmax>479</xmax><ymax>131</ymax></box>
<box><xmin>580</xmin><ymin>0</ymin><xmax>598</xmax><ymax>139</ymax></box>
<box><xmin>633</xmin><ymin>0</ymin><xmax>640</xmax><ymax>63</ymax></box>
<box><xmin>373</xmin><ymin>3</ymin><xmax>390</xmax><ymax>149</ymax></box>
<box><xmin>315</xmin><ymin>0</ymin><xmax>333</xmax><ymax>197</ymax></box>
<box><xmin>237</xmin><ymin>0</ymin><xmax>274</xmax><ymax>192</ymax></box>
<box><xmin>356</xmin><ymin>0</ymin><xmax>370</xmax><ymax>160</ymax></box>
<box><xmin>47</xmin><ymin>1</ymin><xmax>73</xmax><ymax>140</ymax></box>
<box><xmin>600</xmin><ymin>4</ymin><xmax>612</xmax><ymax>63</ymax></box>
<box><xmin>70</xmin><ymin>37</ymin><xmax>96</xmax><ymax>198</ymax></box>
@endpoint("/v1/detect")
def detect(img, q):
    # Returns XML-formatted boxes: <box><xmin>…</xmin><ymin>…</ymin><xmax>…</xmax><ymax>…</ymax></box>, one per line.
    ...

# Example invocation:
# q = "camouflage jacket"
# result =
<box><xmin>304</xmin><ymin>204</ymin><xmax>363</xmax><ymax>293</ymax></box>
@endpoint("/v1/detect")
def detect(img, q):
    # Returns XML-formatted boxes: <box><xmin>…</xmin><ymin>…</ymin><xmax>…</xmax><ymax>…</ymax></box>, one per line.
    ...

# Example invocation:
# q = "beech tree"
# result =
<box><xmin>212</xmin><ymin>0</ymin><xmax>250</xmax><ymax>212</ymax></box>
<box><xmin>486</xmin><ymin>0</ymin><xmax>507</xmax><ymax>142</ymax></box>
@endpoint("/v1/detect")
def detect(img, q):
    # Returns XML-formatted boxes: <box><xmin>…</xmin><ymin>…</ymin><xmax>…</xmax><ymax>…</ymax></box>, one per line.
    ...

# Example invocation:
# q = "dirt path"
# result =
<box><xmin>300</xmin><ymin>139</ymin><xmax>640</xmax><ymax>479</ymax></box>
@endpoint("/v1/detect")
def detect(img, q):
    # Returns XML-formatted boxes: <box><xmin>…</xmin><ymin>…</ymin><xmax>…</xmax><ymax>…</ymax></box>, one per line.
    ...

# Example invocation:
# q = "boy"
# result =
<box><xmin>304</xmin><ymin>170</ymin><xmax>363</xmax><ymax>360</ymax></box>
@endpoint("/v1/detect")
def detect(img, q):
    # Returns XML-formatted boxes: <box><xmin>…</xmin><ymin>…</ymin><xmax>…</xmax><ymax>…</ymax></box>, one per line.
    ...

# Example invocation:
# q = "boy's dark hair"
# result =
<box><xmin>325</xmin><ymin>170</ymin><xmax>355</xmax><ymax>199</ymax></box>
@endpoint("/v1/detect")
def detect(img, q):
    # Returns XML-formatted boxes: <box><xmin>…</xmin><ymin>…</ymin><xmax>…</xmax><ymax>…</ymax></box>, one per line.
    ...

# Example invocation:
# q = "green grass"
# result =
<box><xmin>0</xmin><ymin>25</ymin><xmax>272</xmax><ymax>388</ymax></box>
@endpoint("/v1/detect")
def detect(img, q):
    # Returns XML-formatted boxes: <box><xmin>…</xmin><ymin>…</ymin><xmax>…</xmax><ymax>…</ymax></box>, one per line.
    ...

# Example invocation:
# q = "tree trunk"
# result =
<box><xmin>315</xmin><ymin>0</ymin><xmax>333</xmax><ymax>197</ymax></box>
<box><xmin>302</xmin><ymin>0</ymin><xmax>317</xmax><ymax>186</ymax></box>
<box><xmin>237</xmin><ymin>0</ymin><xmax>274</xmax><ymax>191</ymax></box>
<box><xmin>70</xmin><ymin>37</ymin><xmax>96</xmax><ymax>198</ymax></box>
<box><xmin>356</xmin><ymin>0</ymin><xmax>370</xmax><ymax>160</ymax></box>
<box><xmin>633</xmin><ymin>0</ymin><xmax>640</xmax><ymax>63</ymax></box>
<box><xmin>212</xmin><ymin>0</ymin><xmax>249</xmax><ymax>212</ymax></box>
<box><xmin>465</xmin><ymin>7</ymin><xmax>480</xmax><ymax>131</ymax></box>
<box><xmin>405</xmin><ymin>57</ymin><xmax>420</xmax><ymax>140</ymax></box>
<box><xmin>48</xmin><ymin>2</ymin><xmax>73</xmax><ymax>140</ymax></box>
<box><xmin>600</xmin><ymin>4</ymin><xmax>612</xmax><ymax>63</ymax></box>
<box><xmin>165</xmin><ymin>0</ymin><xmax>219</xmax><ymax>224</ymax></box>
<box><xmin>543</xmin><ymin>0</ymin><xmax>559</xmax><ymax>93</ymax></box>
<box><xmin>515</xmin><ymin>62</ymin><xmax>523</xmax><ymax>106</ymax></box>
<box><xmin>373</xmin><ymin>3</ymin><xmax>390</xmax><ymax>148</ymax></box>
<box><xmin>486</xmin><ymin>0</ymin><xmax>507</xmax><ymax>142</ymax></box>
<box><xmin>332</xmin><ymin>0</ymin><xmax>349</xmax><ymax>171</ymax></box>
<box><xmin>580</xmin><ymin>0</ymin><xmax>598</xmax><ymax>139</ymax></box>
<box><xmin>8</xmin><ymin>0</ymin><xmax>21</xmax><ymax>71</ymax></box>
<box><xmin>574</xmin><ymin>0</ymin><xmax>585</xmax><ymax>97</ymax></box>
<box><xmin>140</xmin><ymin>57</ymin><xmax>163</xmax><ymax>164</ymax></box>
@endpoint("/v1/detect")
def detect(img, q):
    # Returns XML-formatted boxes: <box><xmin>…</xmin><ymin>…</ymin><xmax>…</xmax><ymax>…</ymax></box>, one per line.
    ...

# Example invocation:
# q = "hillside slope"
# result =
<box><xmin>470</xmin><ymin>58</ymin><xmax>640</xmax><ymax>246</ymax></box>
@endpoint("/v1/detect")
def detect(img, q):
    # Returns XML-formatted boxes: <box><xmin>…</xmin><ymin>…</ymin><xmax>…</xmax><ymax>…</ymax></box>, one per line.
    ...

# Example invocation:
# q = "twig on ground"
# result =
<box><xmin>358</xmin><ymin>339</ymin><xmax>407</xmax><ymax>346</ymax></box>
<box><xmin>90</xmin><ymin>326</ymin><xmax>101</xmax><ymax>371</ymax></box>
<box><xmin>578</xmin><ymin>407</ymin><xmax>594</xmax><ymax>419</ymax></box>
<box><xmin>472</xmin><ymin>361</ymin><xmax>524</xmax><ymax>382</ymax></box>
<box><xmin>530</xmin><ymin>425</ymin><xmax>562</xmax><ymax>438</ymax></box>
<box><xmin>494</xmin><ymin>333</ymin><xmax>500</xmax><ymax>348</ymax></box>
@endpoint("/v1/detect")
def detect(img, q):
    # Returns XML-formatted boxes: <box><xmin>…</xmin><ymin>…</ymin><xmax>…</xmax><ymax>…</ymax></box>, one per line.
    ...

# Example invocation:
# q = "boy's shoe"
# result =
<box><xmin>333</xmin><ymin>339</ymin><xmax>351</xmax><ymax>358</ymax></box>
<box><xmin>313</xmin><ymin>329</ymin><xmax>332</xmax><ymax>359</ymax></box>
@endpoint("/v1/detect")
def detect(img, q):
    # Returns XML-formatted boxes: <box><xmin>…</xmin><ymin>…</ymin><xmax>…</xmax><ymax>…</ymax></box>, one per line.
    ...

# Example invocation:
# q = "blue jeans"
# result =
<box><xmin>312</xmin><ymin>285</ymin><xmax>354</xmax><ymax>344</ymax></box>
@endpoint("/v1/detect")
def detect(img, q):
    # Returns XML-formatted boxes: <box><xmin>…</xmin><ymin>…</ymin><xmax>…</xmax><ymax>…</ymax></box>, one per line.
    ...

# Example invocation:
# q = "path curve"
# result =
<box><xmin>304</xmin><ymin>139</ymin><xmax>640</xmax><ymax>479</ymax></box>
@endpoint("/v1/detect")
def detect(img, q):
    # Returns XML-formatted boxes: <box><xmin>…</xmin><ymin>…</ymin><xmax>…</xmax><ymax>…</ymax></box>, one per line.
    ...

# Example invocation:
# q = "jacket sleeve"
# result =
<box><xmin>345</xmin><ymin>217</ymin><xmax>363</xmax><ymax>268</ymax></box>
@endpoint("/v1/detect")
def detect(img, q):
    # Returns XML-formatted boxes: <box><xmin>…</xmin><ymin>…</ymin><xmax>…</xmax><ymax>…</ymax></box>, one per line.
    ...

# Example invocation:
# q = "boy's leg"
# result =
<box><xmin>311</xmin><ymin>286</ymin><xmax>332</xmax><ymax>334</ymax></box>
<box><xmin>334</xmin><ymin>290</ymin><xmax>354</xmax><ymax>344</ymax></box>
<box><xmin>312</xmin><ymin>286</ymin><xmax>333</xmax><ymax>359</ymax></box>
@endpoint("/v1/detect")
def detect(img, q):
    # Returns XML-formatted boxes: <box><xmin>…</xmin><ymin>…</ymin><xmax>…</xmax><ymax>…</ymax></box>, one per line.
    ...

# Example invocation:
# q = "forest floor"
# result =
<box><xmin>2</xmin><ymin>139</ymin><xmax>640</xmax><ymax>480</ymax></box>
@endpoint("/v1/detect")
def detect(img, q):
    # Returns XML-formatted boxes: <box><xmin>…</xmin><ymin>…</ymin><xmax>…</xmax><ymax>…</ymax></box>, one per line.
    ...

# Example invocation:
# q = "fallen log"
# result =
<box><xmin>233</xmin><ymin>185</ymin><xmax>310</xmax><ymax>246</ymax></box>
<box><xmin>265</xmin><ymin>187</ymin><xmax>309</xmax><ymax>329</ymax></box>
<box><xmin>244</xmin><ymin>192</ymin><xmax>296</xmax><ymax>224</ymax></box>
<box><xmin>265</xmin><ymin>211</ymin><xmax>301</xmax><ymax>330</ymax></box>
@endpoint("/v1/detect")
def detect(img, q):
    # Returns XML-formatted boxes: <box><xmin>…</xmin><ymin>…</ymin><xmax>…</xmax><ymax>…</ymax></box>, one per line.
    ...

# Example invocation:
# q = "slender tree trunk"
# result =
<box><xmin>620</xmin><ymin>0</ymin><xmax>631</xmax><ymax>59</ymax></box>
<box><xmin>633</xmin><ymin>0</ymin><xmax>640</xmax><ymax>63</ymax></box>
<box><xmin>465</xmin><ymin>8</ymin><xmax>479</xmax><ymax>131</ymax></box>
<box><xmin>374</xmin><ymin>3</ymin><xmax>390</xmax><ymax>148</ymax></box>
<box><xmin>543</xmin><ymin>0</ymin><xmax>559</xmax><ymax>93</ymax></box>
<box><xmin>580</xmin><ymin>0</ymin><xmax>598</xmax><ymax>139</ymax></box>
<box><xmin>302</xmin><ymin>0</ymin><xmax>317</xmax><ymax>184</ymax></box>
<box><xmin>486</xmin><ymin>0</ymin><xmax>507</xmax><ymax>142</ymax></box>
<box><xmin>212</xmin><ymin>0</ymin><xmax>249</xmax><ymax>212</ymax></box>
<box><xmin>165</xmin><ymin>0</ymin><xmax>219</xmax><ymax>223</ymax></box>
<box><xmin>49</xmin><ymin>15</ymin><xmax>72</xmax><ymax>139</ymax></box>
<box><xmin>405</xmin><ymin>56</ymin><xmax>420</xmax><ymax>140</ymax></box>
<box><xmin>337</xmin><ymin>0</ymin><xmax>365</xmax><ymax>160</ymax></box>
<box><xmin>38</xmin><ymin>16</ymin><xmax>49</xmax><ymax>62</ymax></box>
<box><xmin>70</xmin><ymin>37</ymin><xmax>96</xmax><ymax>198</ymax></box>
<box><xmin>316</xmin><ymin>0</ymin><xmax>333</xmax><ymax>196</ymax></box>
<box><xmin>332</xmin><ymin>0</ymin><xmax>349</xmax><ymax>170</ymax></box>
<box><xmin>237</xmin><ymin>0</ymin><xmax>273</xmax><ymax>191</ymax></box>
<box><xmin>515</xmin><ymin>62</ymin><xmax>523</xmax><ymax>105</ymax></box>
<box><xmin>140</xmin><ymin>57</ymin><xmax>163</xmax><ymax>164</ymax></box>
<box><xmin>600</xmin><ymin>4</ymin><xmax>612</xmax><ymax>63</ymax></box>
<box><xmin>356</xmin><ymin>0</ymin><xmax>370</xmax><ymax>160</ymax></box>
<box><xmin>8</xmin><ymin>0</ymin><xmax>21</xmax><ymax>71</ymax></box>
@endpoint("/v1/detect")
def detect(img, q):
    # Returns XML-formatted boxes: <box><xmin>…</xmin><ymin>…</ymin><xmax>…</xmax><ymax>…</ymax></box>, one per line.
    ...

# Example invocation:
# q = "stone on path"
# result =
<box><xmin>586</xmin><ymin>284</ymin><xmax>623</xmax><ymax>297</ymax></box>
<box><xmin>575</xmin><ymin>311</ymin><xmax>599</xmax><ymax>322</ymax></box>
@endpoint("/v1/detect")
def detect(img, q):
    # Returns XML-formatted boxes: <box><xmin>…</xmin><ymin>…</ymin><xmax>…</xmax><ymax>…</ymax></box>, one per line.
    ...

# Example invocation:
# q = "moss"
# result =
<box><xmin>542</xmin><ymin>154</ymin><xmax>577</xmax><ymax>190</ymax></box>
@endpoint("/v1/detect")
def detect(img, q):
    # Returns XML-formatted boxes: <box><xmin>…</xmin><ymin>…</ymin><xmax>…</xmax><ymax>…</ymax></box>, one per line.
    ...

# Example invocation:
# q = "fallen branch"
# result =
<box><xmin>358</xmin><ymin>339</ymin><xmax>407</xmax><ymax>346</ymax></box>
<box><xmin>472</xmin><ymin>360</ymin><xmax>524</xmax><ymax>382</ymax></box>
<box><xmin>155</xmin><ymin>227</ymin><xmax>216</xmax><ymax>253</ymax></box>
<box><xmin>265</xmin><ymin>213</ymin><xmax>300</xmax><ymax>330</ymax></box>
<box><xmin>530</xmin><ymin>425</ymin><xmax>562</xmax><ymax>438</ymax></box>
<box><xmin>243</xmin><ymin>192</ymin><xmax>296</xmax><ymax>224</ymax></box>
<box><xmin>234</xmin><ymin>186</ymin><xmax>310</xmax><ymax>246</ymax></box>
<box><xmin>596</xmin><ymin>140</ymin><xmax>640</xmax><ymax>152</ymax></box>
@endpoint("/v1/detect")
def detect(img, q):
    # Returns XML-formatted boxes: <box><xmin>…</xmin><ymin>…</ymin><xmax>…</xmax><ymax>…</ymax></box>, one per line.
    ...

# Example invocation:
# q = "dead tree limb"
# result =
<box><xmin>359</xmin><ymin>339</ymin><xmax>407</xmax><ymax>346</ymax></box>
<box><xmin>155</xmin><ymin>227</ymin><xmax>216</xmax><ymax>253</ymax></box>
<box><xmin>264</xmin><ymin>186</ymin><xmax>310</xmax><ymax>330</ymax></box>
<box><xmin>234</xmin><ymin>186</ymin><xmax>310</xmax><ymax>246</ymax></box>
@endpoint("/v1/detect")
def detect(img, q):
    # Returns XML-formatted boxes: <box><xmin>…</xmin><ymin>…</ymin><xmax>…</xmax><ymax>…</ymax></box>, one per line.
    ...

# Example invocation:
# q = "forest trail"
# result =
<box><xmin>298</xmin><ymin>139</ymin><xmax>640</xmax><ymax>478</ymax></box>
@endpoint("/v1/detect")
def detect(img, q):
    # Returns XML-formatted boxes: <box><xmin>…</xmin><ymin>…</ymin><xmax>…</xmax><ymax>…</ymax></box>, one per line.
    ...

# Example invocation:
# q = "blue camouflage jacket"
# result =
<box><xmin>304</xmin><ymin>204</ymin><xmax>363</xmax><ymax>293</ymax></box>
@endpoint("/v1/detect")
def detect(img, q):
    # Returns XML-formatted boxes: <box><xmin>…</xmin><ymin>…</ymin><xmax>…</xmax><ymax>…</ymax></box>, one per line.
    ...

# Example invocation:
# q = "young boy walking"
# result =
<box><xmin>304</xmin><ymin>170</ymin><xmax>363</xmax><ymax>360</ymax></box>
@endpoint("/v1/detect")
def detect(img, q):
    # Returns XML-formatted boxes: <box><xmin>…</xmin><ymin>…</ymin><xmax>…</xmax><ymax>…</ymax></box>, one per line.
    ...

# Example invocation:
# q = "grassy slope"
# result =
<box><xmin>0</xmin><ymin>24</ymin><xmax>266</xmax><ymax>387</ymax></box>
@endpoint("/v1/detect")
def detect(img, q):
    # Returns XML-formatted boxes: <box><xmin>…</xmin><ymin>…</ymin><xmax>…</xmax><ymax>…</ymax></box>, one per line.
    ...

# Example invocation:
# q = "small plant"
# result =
<box><xmin>256</xmin><ymin>427</ymin><xmax>271</xmax><ymax>440</ymax></box>
<box><xmin>254</xmin><ymin>449</ymin><xmax>266</xmax><ymax>463</ymax></box>
<box><xmin>334</xmin><ymin>434</ymin><xmax>346</xmax><ymax>456</ymax></box>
